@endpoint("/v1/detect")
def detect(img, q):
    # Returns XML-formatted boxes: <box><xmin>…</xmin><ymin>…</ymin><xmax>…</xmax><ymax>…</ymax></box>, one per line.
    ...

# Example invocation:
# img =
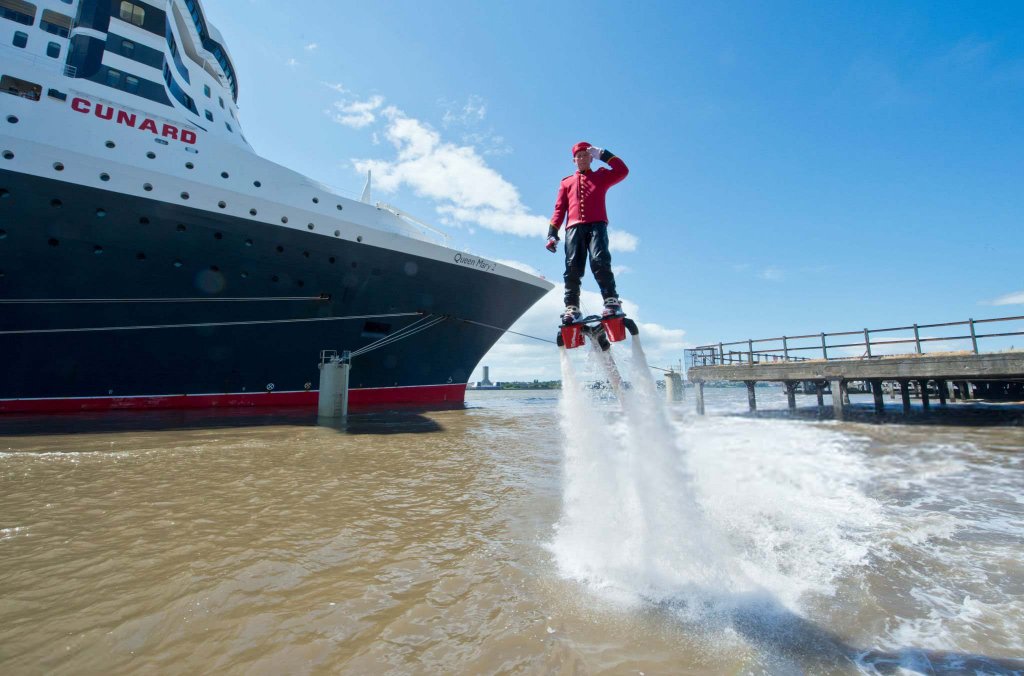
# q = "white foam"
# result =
<box><xmin>551</xmin><ymin>342</ymin><xmax>887</xmax><ymax>618</ymax></box>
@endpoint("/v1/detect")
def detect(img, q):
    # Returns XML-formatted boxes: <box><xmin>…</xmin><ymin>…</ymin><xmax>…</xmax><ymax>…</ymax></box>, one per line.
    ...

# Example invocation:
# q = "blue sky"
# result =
<box><xmin>206</xmin><ymin>0</ymin><xmax>1023</xmax><ymax>380</ymax></box>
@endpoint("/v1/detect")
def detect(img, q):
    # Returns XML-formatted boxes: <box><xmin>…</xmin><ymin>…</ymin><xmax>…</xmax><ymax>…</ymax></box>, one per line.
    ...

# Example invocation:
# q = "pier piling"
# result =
<box><xmin>830</xmin><ymin>379</ymin><xmax>844</xmax><ymax>420</ymax></box>
<box><xmin>746</xmin><ymin>381</ymin><xmax>757</xmax><ymax>411</ymax></box>
<box><xmin>871</xmin><ymin>379</ymin><xmax>884</xmax><ymax>413</ymax></box>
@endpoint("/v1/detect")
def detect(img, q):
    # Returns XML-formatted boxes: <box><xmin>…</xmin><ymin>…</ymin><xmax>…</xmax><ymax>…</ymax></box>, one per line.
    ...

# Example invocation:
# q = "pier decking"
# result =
<box><xmin>685</xmin><ymin>316</ymin><xmax>1024</xmax><ymax>419</ymax></box>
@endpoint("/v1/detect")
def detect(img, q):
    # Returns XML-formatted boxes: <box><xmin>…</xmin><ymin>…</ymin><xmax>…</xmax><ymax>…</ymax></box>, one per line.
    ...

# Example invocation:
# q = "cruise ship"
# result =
<box><xmin>0</xmin><ymin>0</ymin><xmax>552</xmax><ymax>413</ymax></box>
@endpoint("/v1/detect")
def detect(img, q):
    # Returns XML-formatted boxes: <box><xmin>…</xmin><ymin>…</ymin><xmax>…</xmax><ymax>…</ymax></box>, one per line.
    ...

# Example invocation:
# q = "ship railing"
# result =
<box><xmin>375</xmin><ymin>202</ymin><xmax>451</xmax><ymax>248</ymax></box>
<box><xmin>685</xmin><ymin>315</ymin><xmax>1024</xmax><ymax>367</ymax></box>
<box><xmin>0</xmin><ymin>43</ymin><xmax>76</xmax><ymax>78</ymax></box>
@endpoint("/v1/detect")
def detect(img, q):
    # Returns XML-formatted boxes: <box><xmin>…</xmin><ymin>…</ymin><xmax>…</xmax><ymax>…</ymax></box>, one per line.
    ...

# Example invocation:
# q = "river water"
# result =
<box><xmin>1</xmin><ymin>355</ymin><xmax>1023</xmax><ymax>674</ymax></box>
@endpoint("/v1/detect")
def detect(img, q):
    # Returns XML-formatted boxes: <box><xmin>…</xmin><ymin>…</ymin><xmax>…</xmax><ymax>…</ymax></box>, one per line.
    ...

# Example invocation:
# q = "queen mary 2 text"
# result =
<box><xmin>70</xmin><ymin>97</ymin><xmax>198</xmax><ymax>145</ymax></box>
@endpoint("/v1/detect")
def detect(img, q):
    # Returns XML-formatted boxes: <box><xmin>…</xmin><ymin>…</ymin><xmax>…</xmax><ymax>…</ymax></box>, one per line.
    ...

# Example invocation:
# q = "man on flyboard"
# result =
<box><xmin>546</xmin><ymin>141</ymin><xmax>629</xmax><ymax>325</ymax></box>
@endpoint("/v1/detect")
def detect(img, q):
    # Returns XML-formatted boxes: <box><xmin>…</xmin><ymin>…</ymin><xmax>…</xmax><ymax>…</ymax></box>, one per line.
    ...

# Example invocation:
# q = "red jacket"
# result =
<box><xmin>549</xmin><ymin>155</ymin><xmax>629</xmax><ymax>231</ymax></box>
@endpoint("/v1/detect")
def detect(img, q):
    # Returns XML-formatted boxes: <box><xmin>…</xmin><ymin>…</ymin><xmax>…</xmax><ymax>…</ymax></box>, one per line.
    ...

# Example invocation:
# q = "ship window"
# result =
<box><xmin>203</xmin><ymin>84</ymin><xmax>210</xmax><ymax>97</ymax></box>
<box><xmin>204</xmin><ymin>109</ymin><xmax>212</xmax><ymax>121</ymax></box>
<box><xmin>40</xmin><ymin>10</ymin><xmax>71</xmax><ymax>37</ymax></box>
<box><xmin>1</xmin><ymin>74</ymin><xmax>41</xmax><ymax>100</ymax></box>
<box><xmin>225</xmin><ymin>121</ymin><xmax>232</xmax><ymax>133</ymax></box>
<box><xmin>106</xmin><ymin>69</ymin><xmax>121</xmax><ymax>87</ymax></box>
<box><xmin>0</xmin><ymin>0</ymin><xmax>35</xmax><ymax>26</ymax></box>
<box><xmin>124</xmin><ymin>75</ymin><xmax>139</xmax><ymax>93</ymax></box>
<box><xmin>46</xmin><ymin>41</ymin><xmax>59</xmax><ymax>58</ymax></box>
<box><xmin>12</xmin><ymin>30</ymin><xmax>27</xmax><ymax>48</ymax></box>
<box><xmin>120</xmin><ymin>39</ymin><xmax>134</xmax><ymax>58</ymax></box>
<box><xmin>218</xmin><ymin>96</ymin><xmax>223</xmax><ymax>109</ymax></box>
<box><xmin>119</xmin><ymin>1</ymin><xmax>144</xmax><ymax>27</ymax></box>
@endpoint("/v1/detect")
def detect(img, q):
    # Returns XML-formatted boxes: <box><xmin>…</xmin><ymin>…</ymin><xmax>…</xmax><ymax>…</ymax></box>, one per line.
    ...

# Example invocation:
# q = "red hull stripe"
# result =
<box><xmin>0</xmin><ymin>384</ymin><xmax>467</xmax><ymax>414</ymax></box>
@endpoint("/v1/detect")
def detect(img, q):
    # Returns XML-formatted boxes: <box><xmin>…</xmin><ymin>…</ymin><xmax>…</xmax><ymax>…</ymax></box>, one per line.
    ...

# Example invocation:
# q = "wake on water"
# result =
<box><xmin>551</xmin><ymin>335</ymin><xmax>875</xmax><ymax>629</ymax></box>
<box><xmin>550</xmin><ymin>335</ymin><xmax>1024</xmax><ymax>672</ymax></box>
<box><xmin>553</xmin><ymin>336</ymin><xmax>741</xmax><ymax>613</ymax></box>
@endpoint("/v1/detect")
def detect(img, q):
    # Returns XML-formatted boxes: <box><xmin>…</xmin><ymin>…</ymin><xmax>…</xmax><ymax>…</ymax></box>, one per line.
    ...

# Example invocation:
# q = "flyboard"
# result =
<box><xmin>556</xmin><ymin>314</ymin><xmax>639</xmax><ymax>396</ymax></box>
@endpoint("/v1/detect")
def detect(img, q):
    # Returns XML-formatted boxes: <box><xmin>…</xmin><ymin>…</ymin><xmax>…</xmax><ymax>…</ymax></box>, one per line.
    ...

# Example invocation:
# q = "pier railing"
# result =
<box><xmin>686</xmin><ymin>315</ymin><xmax>1024</xmax><ymax>367</ymax></box>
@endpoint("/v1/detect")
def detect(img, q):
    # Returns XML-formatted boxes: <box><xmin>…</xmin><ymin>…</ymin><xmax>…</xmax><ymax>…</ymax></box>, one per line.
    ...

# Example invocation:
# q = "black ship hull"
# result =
<box><xmin>0</xmin><ymin>169</ymin><xmax>548</xmax><ymax>412</ymax></box>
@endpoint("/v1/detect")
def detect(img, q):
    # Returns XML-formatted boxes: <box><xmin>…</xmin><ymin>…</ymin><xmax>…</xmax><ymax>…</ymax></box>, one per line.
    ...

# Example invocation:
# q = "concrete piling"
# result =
<box><xmin>318</xmin><ymin>350</ymin><xmax>352</xmax><ymax>420</ymax></box>
<box><xmin>830</xmin><ymin>379</ymin><xmax>844</xmax><ymax>420</ymax></box>
<box><xmin>746</xmin><ymin>381</ymin><xmax>757</xmax><ymax>411</ymax></box>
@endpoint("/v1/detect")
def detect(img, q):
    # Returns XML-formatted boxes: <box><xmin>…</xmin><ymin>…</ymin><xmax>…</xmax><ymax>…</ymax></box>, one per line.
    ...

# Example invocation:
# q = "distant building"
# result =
<box><xmin>472</xmin><ymin>366</ymin><xmax>499</xmax><ymax>390</ymax></box>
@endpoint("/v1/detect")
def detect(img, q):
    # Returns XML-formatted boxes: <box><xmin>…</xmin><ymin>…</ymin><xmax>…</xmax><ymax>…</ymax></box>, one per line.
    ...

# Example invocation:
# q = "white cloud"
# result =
<box><xmin>612</xmin><ymin>265</ymin><xmax>632</xmax><ymax>276</ymax></box>
<box><xmin>353</xmin><ymin>106</ymin><xmax>548</xmax><ymax>237</ymax></box>
<box><xmin>986</xmin><ymin>290</ymin><xmax>1024</xmax><ymax>306</ymax></box>
<box><xmin>760</xmin><ymin>267</ymin><xmax>784</xmax><ymax>281</ymax></box>
<box><xmin>286</xmin><ymin>57</ymin><xmax>299</xmax><ymax>67</ymax></box>
<box><xmin>322</xmin><ymin>82</ymin><xmax>347</xmax><ymax>94</ymax></box>
<box><xmin>609</xmin><ymin>230</ymin><xmax>639</xmax><ymax>252</ymax></box>
<box><xmin>329</xmin><ymin>95</ymin><xmax>385</xmax><ymax>129</ymax></box>
<box><xmin>471</xmin><ymin>288</ymin><xmax>689</xmax><ymax>382</ymax></box>
<box><xmin>441</xmin><ymin>94</ymin><xmax>487</xmax><ymax>127</ymax></box>
<box><xmin>304</xmin><ymin>42</ymin><xmax>318</xmax><ymax>51</ymax></box>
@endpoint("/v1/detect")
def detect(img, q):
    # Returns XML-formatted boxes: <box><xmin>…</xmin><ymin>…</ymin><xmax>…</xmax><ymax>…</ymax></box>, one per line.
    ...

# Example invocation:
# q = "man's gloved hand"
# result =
<box><xmin>545</xmin><ymin>225</ymin><xmax>560</xmax><ymax>253</ymax></box>
<box><xmin>588</xmin><ymin>146</ymin><xmax>604</xmax><ymax>161</ymax></box>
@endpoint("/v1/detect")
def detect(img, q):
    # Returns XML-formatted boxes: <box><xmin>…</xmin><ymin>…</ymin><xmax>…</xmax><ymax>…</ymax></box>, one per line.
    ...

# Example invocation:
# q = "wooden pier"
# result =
<box><xmin>685</xmin><ymin>316</ymin><xmax>1024</xmax><ymax>419</ymax></box>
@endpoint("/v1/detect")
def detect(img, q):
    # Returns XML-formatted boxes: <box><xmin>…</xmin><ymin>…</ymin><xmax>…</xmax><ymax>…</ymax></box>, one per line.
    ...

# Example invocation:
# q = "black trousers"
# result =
<box><xmin>563</xmin><ymin>221</ymin><xmax>617</xmax><ymax>307</ymax></box>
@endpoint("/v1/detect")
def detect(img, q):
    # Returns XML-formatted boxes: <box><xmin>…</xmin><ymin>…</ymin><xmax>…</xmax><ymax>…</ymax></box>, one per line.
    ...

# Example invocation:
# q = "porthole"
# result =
<box><xmin>136</xmin><ymin>252</ymin><xmax>146</xmax><ymax>260</ymax></box>
<box><xmin>173</xmin><ymin>259</ymin><xmax>183</xmax><ymax>268</ymax></box>
<box><xmin>0</xmin><ymin>189</ymin><xmax>9</xmax><ymax>199</ymax></box>
<box><xmin>143</xmin><ymin>183</ymin><xmax>152</xmax><ymax>191</ymax></box>
<box><xmin>93</xmin><ymin>245</ymin><xmax>103</xmax><ymax>254</ymax></box>
<box><xmin>105</xmin><ymin>140</ymin><xmax>115</xmax><ymax>148</ymax></box>
<box><xmin>336</xmin><ymin>204</ymin><xmax>343</xmax><ymax>211</ymax></box>
<box><xmin>99</xmin><ymin>173</ymin><xmax>110</xmax><ymax>181</ymax></box>
<box><xmin>0</xmin><ymin>229</ymin><xmax>6</xmax><ymax>239</ymax></box>
<box><xmin>275</xmin><ymin>245</ymin><xmax>284</xmax><ymax>253</ymax></box>
<box><xmin>218</xmin><ymin>201</ymin><xmax>226</xmax><ymax>208</ymax></box>
<box><xmin>155</xmin><ymin>138</ymin><xmax>169</xmax><ymax>146</ymax></box>
<box><xmin>253</xmin><ymin>180</ymin><xmax>261</xmax><ymax>187</ymax></box>
<box><xmin>146</xmin><ymin>151</ymin><xmax>156</xmax><ymax>159</ymax></box>
<box><xmin>50</xmin><ymin>198</ymin><xmax>61</xmax><ymax>207</ymax></box>
<box><xmin>244</xmin><ymin>239</ymin><xmax>253</xmax><ymax>247</ymax></box>
<box><xmin>296</xmin><ymin>280</ymin><xmax>304</xmax><ymax>287</ymax></box>
<box><xmin>2</xmin><ymin>151</ymin><xmax>13</xmax><ymax>160</ymax></box>
<box><xmin>249</xmin><ymin>208</ymin><xmax>257</xmax><ymax>216</ymax></box>
<box><xmin>96</xmin><ymin>208</ymin><xmax>106</xmax><ymax>217</ymax></box>
<box><xmin>214</xmin><ymin>232</ymin><xmax>223</xmax><ymax>240</ymax></box>
<box><xmin>350</xmin><ymin>261</ymin><xmax>357</xmax><ymax>268</ymax></box>
<box><xmin>302</xmin><ymin>251</ymin><xmax>310</xmax><ymax>258</ymax></box>
<box><xmin>185</xmin><ymin>162</ymin><xmax>194</xmax><ymax>169</ymax></box>
<box><xmin>307</xmin><ymin>223</ymin><xmax>314</xmax><ymax>230</ymax></box>
<box><xmin>280</xmin><ymin>216</ymin><xmax>288</xmax><ymax>224</ymax></box>
<box><xmin>48</xmin><ymin>238</ymin><xmax>59</xmax><ymax>247</ymax></box>
<box><xmin>210</xmin><ymin>265</ymin><xmax>219</xmax><ymax>272</ymax></box>
<box><xmin>356</xmin><ymin>235</ymin><xmax>363</xmax><ymax>243</ymax></box>
<box><xmin>139</xmin><ymin>217</ymin><xmax>150</xmax><ymax>225</ymax></box>
<box><xmin>334</xmin><ymin>230</ymin><xmax>340</xmax><ymax>237</ymax></box>
<box><xmin>312</xmin><ymin>197</ymin><xmax>319</xmax><ymax>204</ymax></box>
<box><xmin>271</xmin><ymin>275</ymin><xmax>279</xmax><ymax>282</ymax></box>
<box><xmin>328</xmin><ymin>257</ymin><xmax>335</xmax><ymax>264</ymax></box>
<box><xmin>220</xmin><ymin>171</ymin><xmax>229</xmax><ymax>178</ymax></box>
<box><xmin>240</xmin><ymin>271</ymin><xmax>248</xmax><ymax>278</ymax></box>
<box><xmin>53</xmin><ymin>161</ymin><xmax>63</xmax><ymax>170</ymax></box>
<box><xmin>176</xmin><ymin>224</ymin><xmax>186</xmax><ymax>232</ymax></box>
<box><xmin>6</xmin><ymin>115</ymin><xmax>18</xmax><ymax>124</ymax></box>
<box><xmin>180</xmin><ymin>192</ymin><xmax>189</xmax><ymax>200</ymax></box>
<box><xmin>185</xmin><ymin>146</ymin><xmax>198</xmax><ymax>154</ymax></box>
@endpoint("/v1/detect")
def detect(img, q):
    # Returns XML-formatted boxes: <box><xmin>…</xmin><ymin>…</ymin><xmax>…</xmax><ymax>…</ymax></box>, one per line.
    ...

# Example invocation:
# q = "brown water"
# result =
<box><xmin>1</xmin><ymin>389</ymin><xmax>1023</xmax><ymax>674</ymax></box>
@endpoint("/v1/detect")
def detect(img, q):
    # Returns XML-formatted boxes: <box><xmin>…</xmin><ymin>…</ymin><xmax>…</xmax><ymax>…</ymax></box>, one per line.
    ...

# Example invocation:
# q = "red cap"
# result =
<box><xmin>571</xmin><ymin>141</ymin><xmax>591</xmax><ymax>157</ymax></box>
